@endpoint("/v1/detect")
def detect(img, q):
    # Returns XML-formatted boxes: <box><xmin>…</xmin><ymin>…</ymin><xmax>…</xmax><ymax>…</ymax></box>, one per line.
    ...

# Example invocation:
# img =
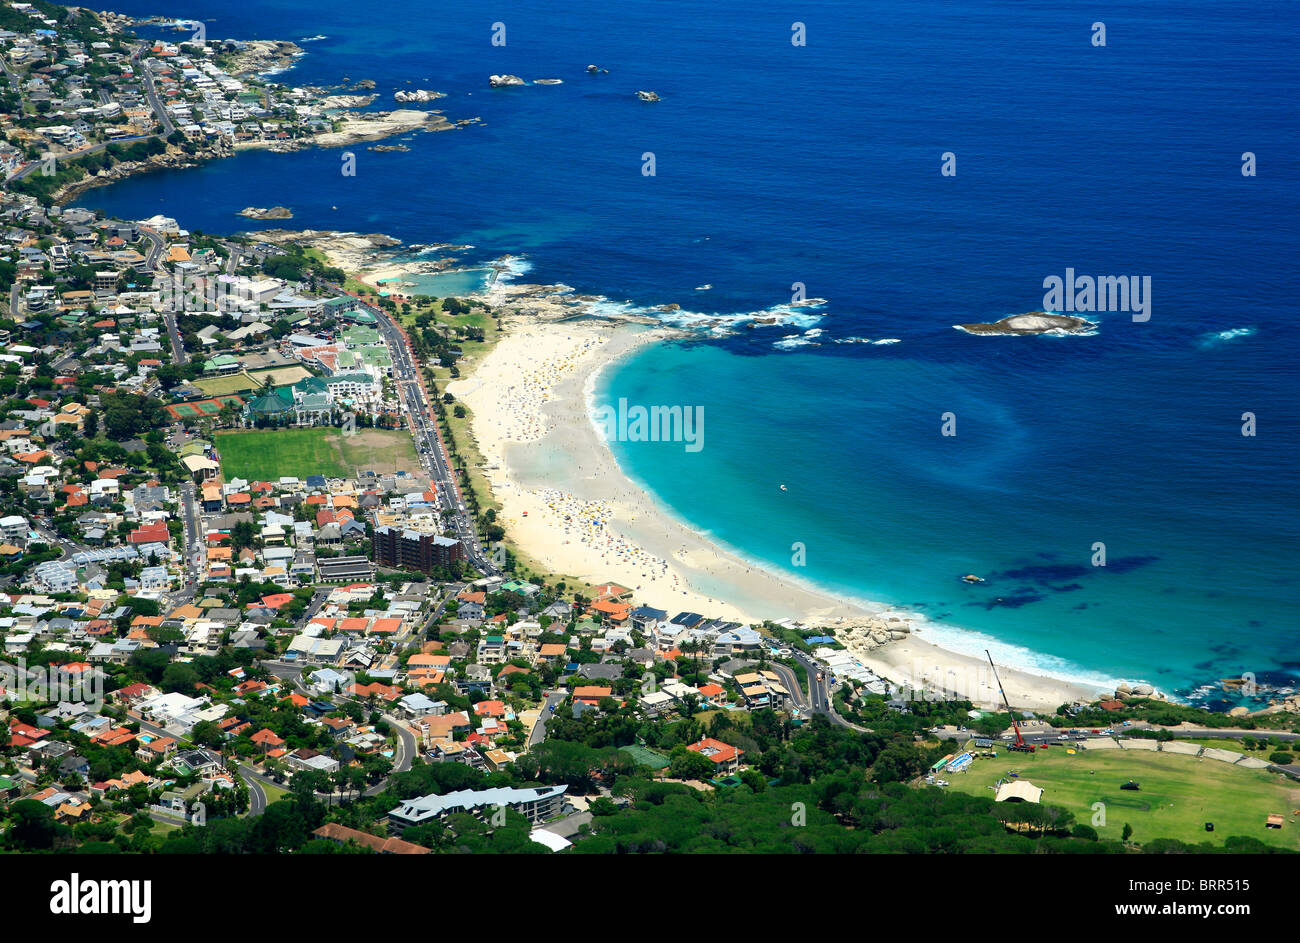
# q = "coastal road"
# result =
<box><xmin>133</xmin><ymin>46</ymin><xmax>176</xmax><ymax>136</ymax></box>
<box><xmin>783</xmin><ymin>651</ymin><xmax>871</xmax><ymax>732</ymax></box>
<box><xmin>353</xmin><ymin>290</ymin><xmax>498</xmax><ymax>577</ymax></box>
<box><xmin>5</xmin><ymin>134</ymin><xmax>156</xmax><ymax>183</ymax></box>
<box><xmin>1124</xmin><ymin>723</ymin><xmax>1300</xmax><ymax>743</ymax></box>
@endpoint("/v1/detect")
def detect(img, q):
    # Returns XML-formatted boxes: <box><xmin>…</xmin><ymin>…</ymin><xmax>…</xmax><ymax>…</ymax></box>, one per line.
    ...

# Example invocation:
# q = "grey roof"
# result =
<box><xmin>390</xmin><ymin>785</ymin><xmax>567</xmax><ymax>824</ymax></box>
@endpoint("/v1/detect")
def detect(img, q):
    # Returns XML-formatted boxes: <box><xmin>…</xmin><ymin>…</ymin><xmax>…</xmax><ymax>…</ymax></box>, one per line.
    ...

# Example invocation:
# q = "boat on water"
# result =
<box><xmin>962</xmin><ymin>574</ymin><xmax>985</xmax><ymax>583</ymax></box>
<box><xmin>779</xmin><ymin>484</ymin><xmax>787</xmax><ymax>491</ymax></box>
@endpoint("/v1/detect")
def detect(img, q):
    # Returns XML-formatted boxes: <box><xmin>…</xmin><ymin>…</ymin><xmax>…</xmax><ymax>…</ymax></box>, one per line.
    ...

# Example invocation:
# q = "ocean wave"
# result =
<box><xmin>832</xmin><ymin>336</ymin><xmax>900</xmax><ymax>346</ymax></box>
<box><xmin>774</xmin><ymin>328</ymin><xmax>824</xmax><ymax>350</ymax></box>
<box><xmin>900</xmin><ymin>612</ymin><xmax>1127</xmax><ymax>695</ymax></box>
<box><xmin>491</xmin><ymin>255</ymin><xmax>533</xmax><ymax>279</ymax></box>
<box><xmin>1197</xmin><ymin>326</ymin><xmax>1256</xmax><ymax>348</ymax></box>
<box><xmin>583</xmin><ymin>295</ymin><xmax>826</xmax><ymax>333</ymax></box>
<box><xmin>258</xmin><ymin>55</ymin><xmax>306</xmax><ymax>78</ymax></box>
<box><xmin>299</xmin><ymin>34</ymin><xmax>328</xmax><ymax>42</ymax></box>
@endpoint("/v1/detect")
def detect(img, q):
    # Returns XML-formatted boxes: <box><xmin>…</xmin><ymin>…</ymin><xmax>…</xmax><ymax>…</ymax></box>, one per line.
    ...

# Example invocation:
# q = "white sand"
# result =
<box><xmin>448</xmin><ymin>312</ymin><xmax>1102</xmax><ymax>711</ymax></box>
<box><xmin>449</xmin><ymin>317</ymin><xmax>865</xmax><ymax>624</ymax></box>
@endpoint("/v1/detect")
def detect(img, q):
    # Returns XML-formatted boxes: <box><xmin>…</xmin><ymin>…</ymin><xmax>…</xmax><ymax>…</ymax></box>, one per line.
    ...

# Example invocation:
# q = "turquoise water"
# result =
<box><xmin>75</xmin><ymin>0</ymin><xmax>1300</xmax><ymax>703</ymax></box>
<box><xmin>597</xmin><ymin>339</ymin><xmax>1298</xmax><ymax>699</ymax></box>
<box><xmin>401</xmin><ymin>268</ymin><xmax>494</xmax><ymax>297</ymax></box>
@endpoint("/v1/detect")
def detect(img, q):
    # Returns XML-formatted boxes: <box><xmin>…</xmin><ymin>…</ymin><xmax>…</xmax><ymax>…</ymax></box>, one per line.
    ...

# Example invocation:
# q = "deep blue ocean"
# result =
<box><xmin>76</xmin><ymin>0</ymin><xmax>1300</xmax><ymax>702</ymax></box>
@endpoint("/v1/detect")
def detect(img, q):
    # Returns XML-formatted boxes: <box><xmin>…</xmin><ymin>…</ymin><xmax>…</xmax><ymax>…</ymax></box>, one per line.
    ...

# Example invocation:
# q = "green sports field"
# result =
<box><xmin>214</xmin><ymin>427</ymin><xmax>420</xmax><ymax>481</ymax></box>
<box><xmin>942</xmin><ymin>744</ymin><xmax>1299</xmax><ymax>849</ymax></box>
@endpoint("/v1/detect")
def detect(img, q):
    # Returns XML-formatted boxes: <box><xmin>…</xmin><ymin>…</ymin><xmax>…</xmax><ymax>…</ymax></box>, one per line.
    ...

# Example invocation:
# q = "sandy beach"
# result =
<box><xmin>447</xmin><ymin>308</ymin><xmax>1104</xmax><ymax>711</ymax></box>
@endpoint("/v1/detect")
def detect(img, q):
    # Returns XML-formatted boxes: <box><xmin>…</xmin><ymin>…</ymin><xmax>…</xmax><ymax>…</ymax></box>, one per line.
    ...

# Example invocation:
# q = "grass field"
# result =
<box><xmin>194</xmin><ymin>373</ymin><xmax>258</xmax><ymax>396</ymax></box>
<box><xmin>215</xmin><ymin>427</ymin><xmax>420</xmax><ymax>480</ymax></box>
<box><xmin>194</xmin><ymin>366</ymin><xmax>314</xmax><ymax>397</ymax></box>
<box><xmin>942</xmin><ymin>745</ymin><xmax>1300</xmax><ymax>848</ymax></box>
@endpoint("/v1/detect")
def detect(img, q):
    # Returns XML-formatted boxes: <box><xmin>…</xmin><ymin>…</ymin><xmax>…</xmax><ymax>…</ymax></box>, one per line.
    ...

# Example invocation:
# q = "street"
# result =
<box><xmin>358</xmin><ymin>292</ymin><xmax>498</xmax><ymax>577</ymax></box>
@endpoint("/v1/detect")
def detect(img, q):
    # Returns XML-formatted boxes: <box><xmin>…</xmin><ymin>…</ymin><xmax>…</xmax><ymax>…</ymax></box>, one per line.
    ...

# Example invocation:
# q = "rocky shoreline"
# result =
<box><xmin>223</xmin><ymin>39</ymin><xmax>305</xmax><ymax>78</ymax></box>
<box><xmin>53</xmin><ymin>25</ymin><xmax>478</xmax><ymax>201</ymax></box>
<box><xmin>51</xmin><ymin>139</ymin><xmax>233</xmax><ymax>205</ymax></box>
<box><xmin>313</xmin><ymin>109</ymin><xmax>461</xmax><ymax>147</ymax></box>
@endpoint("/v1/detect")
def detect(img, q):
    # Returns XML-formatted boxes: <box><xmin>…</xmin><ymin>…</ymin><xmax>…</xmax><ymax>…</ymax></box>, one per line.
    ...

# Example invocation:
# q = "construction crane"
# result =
<box><xmin>985</xmin><ymin>650</ymin><xmax>1035</xmax><ymax>753</ymax></box>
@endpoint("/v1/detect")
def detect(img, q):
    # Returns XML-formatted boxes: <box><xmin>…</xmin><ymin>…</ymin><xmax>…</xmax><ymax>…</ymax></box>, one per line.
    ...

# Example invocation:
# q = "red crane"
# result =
<box><xmin>986</xmin><ymin>650</ymin><xmax>1035</xmax><ymax>753</ymax></box>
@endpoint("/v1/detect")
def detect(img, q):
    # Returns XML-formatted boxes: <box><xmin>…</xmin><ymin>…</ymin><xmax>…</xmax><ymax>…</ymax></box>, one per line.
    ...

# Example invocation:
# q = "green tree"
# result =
<box><xmin>161</xmin><ymin>662</ymin><xmax>200</xmax><ymax>694</ymax></box>
<box><xmin>7</xmin><ymin>799</ymin><xmax>60</xmax><ymax>850</ymax></box>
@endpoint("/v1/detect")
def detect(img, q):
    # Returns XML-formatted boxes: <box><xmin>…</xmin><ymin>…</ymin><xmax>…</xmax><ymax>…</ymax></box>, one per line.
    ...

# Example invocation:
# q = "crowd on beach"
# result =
<box><xmin>490</xmin><ymin>334</ymin><xmax>604</xmax><ymax>443</ymax></box>
<box><xmin>517</xmin><ymin>488</ymin><xmax>678</xmax><ymax>591</ymax></box>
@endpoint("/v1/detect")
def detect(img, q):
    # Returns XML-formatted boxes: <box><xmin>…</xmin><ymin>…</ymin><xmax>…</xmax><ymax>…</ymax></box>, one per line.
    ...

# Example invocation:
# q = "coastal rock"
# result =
<box><xmin>636</xmin><ymin>90</ymin><xmax>661</xmax><ymax>102</ymax></box>
<box><xmin>50</xmin><ymin>137</ymin><xmax>233</xmax><ymax>203</ymax></box>
<box><xmin>370</xmin><ymin>144</ymin><xmax>411</xmax><ymax>152</ymax></box>
<box><xmin>489</xmin><ymin>74</ymin><xmax>526</xmax><ymax>87</ymax></box>
<box><xmin>238</xmin><ymin>205</ymin><xmax>293</xmax><ymax>220</ymax></box>
<box><xmin>355</xmin><ymin>79</ymin><xmax>377</xmax><ymax>89</ymax></box>
<box><xmin>810</xmin><ymin>616</ymin><xmax>912</xmax><ymax>654</ymax></box>
<box><xmin>224</xmin><ymin>39</ymin><xmax>304</xmax><ymax>78</ymax></box>
<box><xmin>319</xmin><ymin>93</ymin><xmax>377</xmax><ymax>108</ymax></box>
<box><xmin>312</xmin><ymin>109</ymin><xmax>452</xmax><ymax>147</ymax></box>
<box><xmin>957</xmin><ymin>311</ymin><xmax>1095</xmax><ymax>336</ymax></box>
<box><xmin>1130</xmin><ymin>683</ymin><xmax>1155</xmax><ymax>697</ymax></box>
<box><xmin>394</xmin><ymin>88</ymin><xmax>446</xmax><ymax>103</ymax></box>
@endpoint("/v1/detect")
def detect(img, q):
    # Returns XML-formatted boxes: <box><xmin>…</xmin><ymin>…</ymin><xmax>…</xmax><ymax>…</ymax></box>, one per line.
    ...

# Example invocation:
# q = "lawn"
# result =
<box><xmin>194</xmin><ymin>366</ymin><xmax>313</xmax><ymax>397</ymax></box>
<box><xmin>942</xmin><ymin>744</ymin><xmax>1300</xmax><ymax>849</ymax></box>
<box><xmin>215</xmin><ymin>427</ymin><xmax>420</xmax><ymax>480</ymax></box>
<box><xmin>194</xmin><ymin>372</ymin><xmax>258</xmax><ymax>396</ymax></box>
